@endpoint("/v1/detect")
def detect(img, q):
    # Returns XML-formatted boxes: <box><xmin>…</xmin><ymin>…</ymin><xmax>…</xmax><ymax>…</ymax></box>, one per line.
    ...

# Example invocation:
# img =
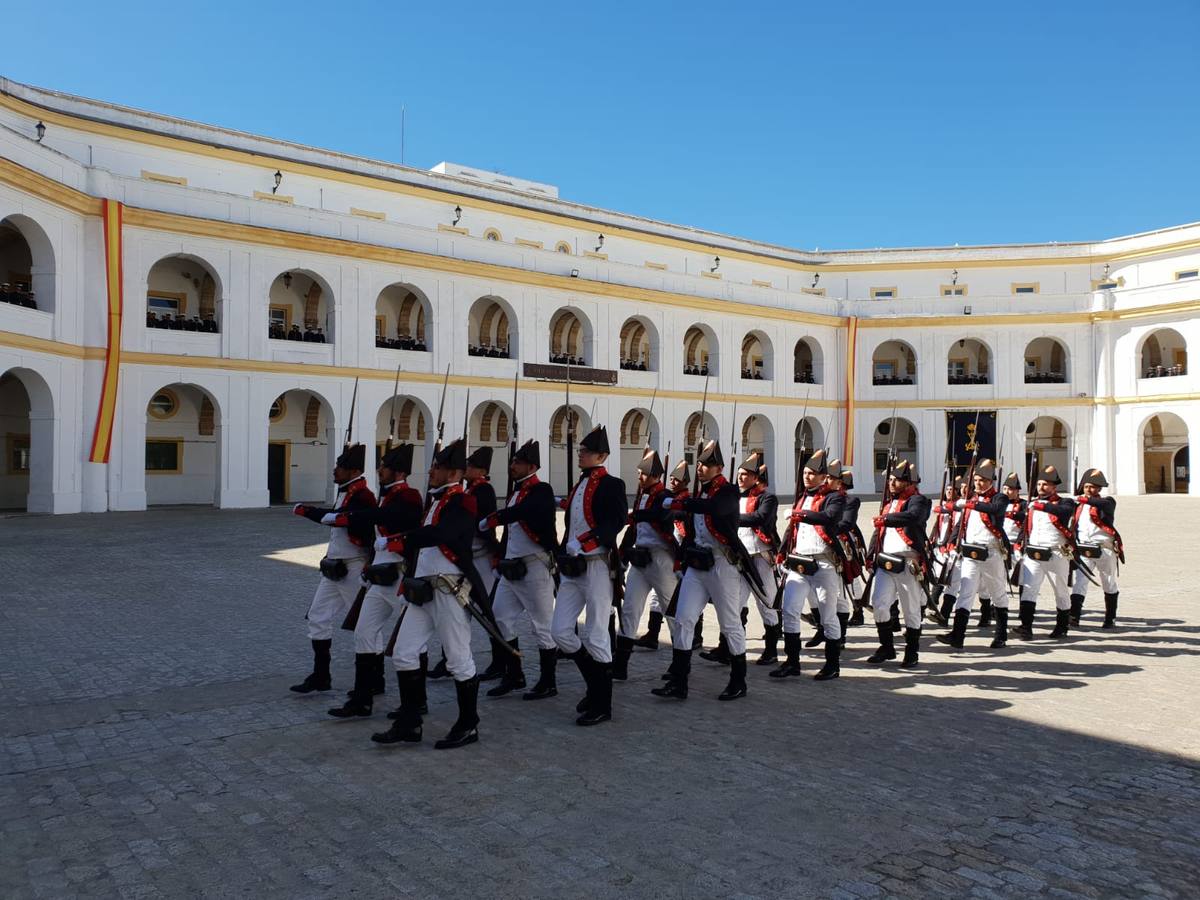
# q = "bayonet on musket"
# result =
<box><xmin>434</xmin><ymin>365</ymin><xmax>450</xmax><ymax>452</ymax></box>
<box><xmin>344</xmin><ymin>377</ymin><xmax>359</xmax><ymax>448</ymax></box>
<box><xmin>385</xmin><ymin>364</ymin><xmax>402</xmax><ymax>451</ymax></box>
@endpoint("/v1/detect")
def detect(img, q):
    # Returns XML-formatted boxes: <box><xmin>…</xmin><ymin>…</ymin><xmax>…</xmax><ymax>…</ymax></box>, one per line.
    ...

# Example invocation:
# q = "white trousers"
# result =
<box><xmin>781</xmin><ymin>558</ymin><xmax>841</xmax><ymax>639</ymax></box>
<box><xmin>354</xmin><ymin>582</ymin><xmax>402</xmax><ymax>653</ymax></box>
<box><xmin>672</xmin><ymin>557</ymin><xmax>746</xmax><ymax>655</ymax></box>
<box><xmin>954</xmin><ymin>551</ymin><xmax>1010</xmax><ymax>612</ymax></box>
<box><xmin>933</xmin><ymin>548</ymin><xmax>962</xmax><ymax>597</ymax></box>
<box><xmin>622</xmin><ymin>548</ymin><xmax>678</xmax><ymax>638</ymax></box>
<box><xmin>494</xmin><ymin>558</ymin><xmax>557</xmax><ymax>650</ymax></box>
<box><xmin>870</xmin><ymin>563</ymin><xmax>924</xmax><ymax>629</ymax></box>
<box><xmin>552</xmin><ymin>557</ymin><xmax>615</xmax><ymax>662</ymax></box>
<box><xmin>745</xmin><ymin>555</ymin><xmax>780</xmax><ymax>627</ymax></box>
<box><xmin>392</xmin><ymin>588</ymin><xmax>476</xmax><ymax>680</ymax></box>
<box><xmin>1021</xmin><ymin>552</ymin><xmax>1071</xmax><ymax>610</ymax></box>
<box><xmin>305</xmin><ymin>558</ymin><xmax>366</xmax><ymax>640</ymax></box>
<box><xmin>1074</xmin><ymin>546</ymin><xmax>1119</xmax><ymax>597</ymax></box>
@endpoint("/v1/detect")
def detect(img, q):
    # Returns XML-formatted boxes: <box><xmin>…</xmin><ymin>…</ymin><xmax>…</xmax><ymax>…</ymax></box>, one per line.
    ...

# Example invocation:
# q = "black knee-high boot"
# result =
<box><xmin>814</xmin><ymin>637</ymin><xmax>841</xmax><ymax>681</ymax></box>
<box><xmin>523</xmin><ymin>648</ymin><xmax>559</xmax><ymax>700</ymax></box>
<box><xmin>756</xmin><ymin>623</ymin><xmax>781</xmax><ymax>665</ymax></box>
<box><xmin>636</xmin><ymin>611</ymin><xmax>664</xmax><ymax>649</ymax></box>
<box><xmin>1014</xmin><ymin>600</ymin><xmax>1036</xmax><ymax>639</ymax></box>
<box><xmin>1069</xmin><ymin>593</ymin><xmax>1085</xmax><ymax>626</ymax></box>
<box><xmin>651</xmin><ymin>648</ymin><xmax>691</xmax><ymax>699</ymax></box>
<box><xmin>837</xmin><ymin>612</ymin><xmax>850</xmax><ymax>648</ymax></box>
<box><xmin>867</xmin><ymin>623</ymin><xmax>896</xmax><ymax>663</ymax></box>
<box><xmin>889</xmin><ymin>601</ymin><xmax>902</xmax><ymax>632</ymax></box>
<box><xmin>937</xmin><ymin>609</ymin><xmax>969</xmax><ymax>648</ymax></box>
<box><xmin>435</xmin><ymin>677</ymin><xmax>480</xmax><ymax>749</ymax></box>
<box><xmin>1102</xmin><ymin>592</ymin><xmax>1119</xmax><ymax>629</ymax></box>
<box><xmin>978</xmin><ymin>598</ymin><xmax>993</xmax><ymax>628</ymax></box>
<box><xmin>990</xmin><ymin>607</ymin><xmax>1008</xmax><ymax>648</ymax></box>
<box><xmin>692</xmin><ymin>615</ymin><xmax>705</xmax><ymax>649</ymax></box>
<box><xmin>611</xmin><ymin>636</ymin><xmax>635</xmax><ymax>681</ymax></box>
<box><xmin>328</xmin><ymin>653</ymin><xmax>374</xmax><ymax>717</ymax></box>
<box><xmin>718</xmin><ymin>653</ymin><xmax>748</xmax><ymax>701</ymax></box>
<box><xmin>770</xmin><ymin>632</ymin><xmax>803</xmax><ymax>677</ymax></box>
<box><xmin>372</xmin><ymin>669</ymin><xmax>424</xmax><ymax>744</ymax></box>
<box><xmin>1048</xmin><ymin>609</ymin><xmax>1071</xmax><ymax>639</ymax></box>
<box><xmin>291</xmin><ymin>639</ymin><xmax>333</xmax><ymax>692</ymax></box>
<box><xmin>572</xmin><ymin>648</ymin><xmax>595</xmax><ymax>713</ymax></box>
<box><xmin>700</xmin><ymin>631</ymin><xmax>731</xmax><ymax>664</ymax></box>
<box><xmin>486</xmin><ymin>640</ymin><xmax>525</xmax><ymax>697</ymax></box>
<box><xmin>479</xmin><ymin>637</ymin><xmax>507</xmax><ymax>682</ymax></box>
<box><xmin>933</xmin><ymin>594</ymin><xmax>955</xmax><ymax>626</ymax></box>
<box><xmin>900</xmin><ymin>628</ymin><xmax>921</xmax><ymax>668</ymax></box>
<box><xmin>578</xmin><ymin>662</ymin><xmax>613</xmax><ymax>725</ymax></box>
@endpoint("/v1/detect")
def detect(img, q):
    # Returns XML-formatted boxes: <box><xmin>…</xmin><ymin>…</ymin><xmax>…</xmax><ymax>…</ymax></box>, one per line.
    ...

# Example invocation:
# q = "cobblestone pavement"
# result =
<box><xmin>1</xmin><ymin>497</ymin><xmax>1197</xmax><ymax>899</ymax></box>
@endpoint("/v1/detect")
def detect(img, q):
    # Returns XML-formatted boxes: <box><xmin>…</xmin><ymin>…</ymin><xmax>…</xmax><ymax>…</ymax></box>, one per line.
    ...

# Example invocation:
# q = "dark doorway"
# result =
<box><xmin>268</xmin><ymin>442</ymin><xmax>288</xmax><ymax>504</ymax></box>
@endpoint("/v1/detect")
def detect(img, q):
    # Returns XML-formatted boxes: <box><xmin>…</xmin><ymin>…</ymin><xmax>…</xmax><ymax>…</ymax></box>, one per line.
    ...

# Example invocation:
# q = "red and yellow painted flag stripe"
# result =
<box><xmin>843</xmin><ymin>316</ymin><xmax>858</xmax><ymax>465</ymax></box>
<box><xmin>89</xmin><ymin>199</ymin><xmax>124</xmax><ymax>463</ymax></box>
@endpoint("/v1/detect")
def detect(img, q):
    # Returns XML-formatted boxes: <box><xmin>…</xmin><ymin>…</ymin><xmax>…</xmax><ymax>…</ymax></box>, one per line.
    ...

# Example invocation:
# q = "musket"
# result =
<box><xmin>565</xmin><ymin>359</ymin><xmax>574</xmax><ymax>491</ymax></box>
<box><xmin>505</xmin><ymin>372</ymin><xmax>518</xmax><ymax>499</ymax></box>
<box><xmin>728</xmin><ymin>399</ymin><xmax>739</xmax><ymax>480</ymax></box>
<box><xmin>938</xmin><ymin>408</ymin><xmax>983</xmax><ymax>587</ymax></box>
<box><xmin>860</xmin><ymin>400</ymin><xmax>898</xmax><ymax>602</ymax></box>
<box><xmin>797</xmin><ymin>388</ymin><xmax>811</xmax><ymax>468</ymax></box>
<box><xmin>433</xmin><ymin>365</ymin><xmax>450</xmax><ymax>452</ymax></box>
<box><xmin>461</xmin><ymin>388</ymin><xmax>471</xmax><ymax>450</ymax></box>
<box><xmin>646</xmin><ymin>385</ymin><xmax>658</xmax><ymax>450</ymax></box>
<box><xmin>386</xmin><ymin>364</ymin><xmax>402</xmax><ymax>451</ymax></box>
<box><xmin>344</xmin><ymin>377</ymin><xmax>359</xmax><ymax>448</ymax></box>
<box><xmin>691</xmin><ymin>373</ymin><xmax>711</xmax><ymax>499</ymax></box>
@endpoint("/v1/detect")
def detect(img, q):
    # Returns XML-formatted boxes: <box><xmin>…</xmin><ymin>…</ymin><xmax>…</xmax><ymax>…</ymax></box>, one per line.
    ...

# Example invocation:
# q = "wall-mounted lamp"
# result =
<box><xmin>951</xmin><ymin>269</ymin><xmax>959</xmax><ymax>286</ymax></box>
<box><xmin>958</xmin><ymin>338</ymin><xmax>966</xmax><ymax>348</ymax></box>
<box><xmin>35</xmin><ymin>121</ymin><xmax>45</xmax><ymax>143</ymax></box>
<box><xmin>1102</xmin><ymin>263</ymin><xmax>1110</xmax><ymax>279</ymax></box>
<box><xmin>963</xmin><ymin>305</ymin><xmax>972</xmax><ymax>315</ymax></box>
<box><xmin>282</xmin><ymin>272</ymin><xmax>293</xmax><ymax>290</ymax></box>
<box><xmin>569</xmin><ymin>268</ymin><xmax>580</xmax><ymax>278</ymax></box>
<box><xmin>710</xmin><ymin>256</ymin><xmax>720</xmax><ymax>273</ymax></box>
<box><xmin>272</xmin><ymin>170</ymin><xmax>283</xmax><ymax>194</ymax></box>
<box><xmin>452</xmin><ymin>205</ymin><xmax>462</xmax><ymax>227</ymax></box>
<box><xmin>811</xmin><ymin>273</ymin><xmax>820</xmax><ymax>289</ymax></box>
<box><xmin>595</xmin><ymin>234</ymin><xmax>605</xmax><ymax>252</ymax></box>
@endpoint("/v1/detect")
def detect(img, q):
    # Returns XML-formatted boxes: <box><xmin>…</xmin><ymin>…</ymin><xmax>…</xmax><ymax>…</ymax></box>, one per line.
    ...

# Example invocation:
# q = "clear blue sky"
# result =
<box><xmin>6</xmin><ymin>0</ymin><xmax>1198</xmax><ymax>249</ymax></box>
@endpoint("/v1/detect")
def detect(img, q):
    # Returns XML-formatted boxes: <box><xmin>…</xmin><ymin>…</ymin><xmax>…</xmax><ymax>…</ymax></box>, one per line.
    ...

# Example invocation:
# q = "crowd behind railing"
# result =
<box><xmin>683</xmin><ymin>364</ymin><xmax>711</xmax><ymax>376</ymax></box>
<box><xmin>872</xmin><ymin>375</ymin><xmax>915</xmax><ymax>385</ymax></box>
<box><xmin>1</xmin><ymin>283</ymin><xmax>36</xmax><ymax>309</ymax></box>
<box><xmin>376</xmin><ymin>335</ymin><xmax>428</xmax><ymax>352</ymax></box>
<box><xmin>741</xmin><ymin>368</ymin><xmax>765</xmax><ymax>380</ymax></box>
<box><xmin>793</xmin><ymin>370</ymin><xmax>817</xmax><ymax>384</ymax></box>
<box><xmin>1142</xmin><ymin>364</ymin><xmax>1187</xmax><ymax>378</ymax></box>
<box><xmin>947</xmin><ymin>373</ymin><xmax>990</xmax><ymax>385</ymax></box>
<box><xmin>549</xmin><ymin>352</ymin><xmax>585</xmax><ymax>365</ymax></box>
<box><xmin>1024</xmin><ymin>370</ymin><xmax>1068</xmax><ymax>383</ymax></box>
<box><xmin>147</xmin><ymin>311</ymin><xmax>219</xmax><ymax>333</ymax></box>
<box><xmin>468</xmin><ymin>343</ymin><xmax>511</xmax><ymax>358</ymax></box>
<box><xmin>619</xmin><ymin>357</ymin><xmax>648</xmax><ymax>371</ymax></box>
<box><xmin>268</xmin><ymin>322</ymin><xmax>327</xmax><ymax>342</ymax></box>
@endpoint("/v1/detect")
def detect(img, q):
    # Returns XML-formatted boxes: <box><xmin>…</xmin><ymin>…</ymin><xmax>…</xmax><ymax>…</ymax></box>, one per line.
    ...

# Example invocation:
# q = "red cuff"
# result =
<box><xmin>386</xmin><ymin>537</ymin><xmax>405</xmax><ymax>554</ymax></box>
<box><xmin>333</xmin><ymin>514</ymin><xmax>349</xmax><ymax>528</ymax></box>
<box><xmin>579</xmin><ymin>531</ymin><xmax>599</xmax><ymax>552</ymax></box>
<box><xmin>293</xmin><ymin>505</ymin><xmax>308</xmax><ymax>517</ymax></box>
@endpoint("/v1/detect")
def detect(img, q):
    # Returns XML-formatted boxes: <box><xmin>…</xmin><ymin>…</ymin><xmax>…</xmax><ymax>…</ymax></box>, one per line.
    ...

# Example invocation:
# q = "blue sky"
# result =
<box><xmin>6</xmin><ymin>1</ymin><xmax>1198</xmax><ymax>249</ymax></box>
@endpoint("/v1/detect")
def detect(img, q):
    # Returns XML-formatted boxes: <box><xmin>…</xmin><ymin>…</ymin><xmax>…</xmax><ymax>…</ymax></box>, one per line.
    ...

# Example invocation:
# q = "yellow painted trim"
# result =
<box><xmin>515</xmin><ymin>238</ymin><xmax>543</xmax><ymax>250</ymax></box>
<box><xmin>483</xmin><ymin>228</ymin><xmax>502</xmax><ymax>242</ymax></box>
<box><xmin>940</xmin><ymin>284</ymin><xmax>968</xmax><ymax>297</ymax></box>
<box><xmin>645</xmin><ymin>261</ymin><xmax>668</xmax><ymax>271</ymax></box>
<box><xmin>554</xmin><ymin>242</ymin><xmax>572</xmax><ymax>254</ymax></box>
<box><xmin>752</xmin><ymin>279</ymin><xmax>772</xmax><ymax>288</ymax></box>
<box><xmin>437</xmin><ymin>224</ymin><xmax>468</xmax><ymax>235</ymax></box>
<box><xmin>253</xmin><ymin>190</ymin><xmax>293</xmax><ymax>204</ymax></box>
<box><xmin>802</xmin><ymin>287</ymin><xmax>826</xmax><ymax>297</ymax></box>
<box><xmin>1174</xmin><ymin>268</ymin><xmax>1199</xmax><ymax>281</ymax></box>
<box><xmin>140</xmin><ymin>169</ymin><xmax>187</xmax><ymax>186</ymax></box>
<box><xmin>701</xmin><ymin>270</ymin><xmax>722</xmax><ymax>280</ymax></box>
<box><xmin>583</xmin><ymin>251</ymin><xmax>608</xmax><ymax>260</ymax></box>
<box><xmin>147</xmin><ymin>387</ymin><xmax>179</xmax><ymax>419</ymax></box>
<box><xmin>1091</xmin><ymin>277</ymin><xmax>1124</xmax><ymax>291</ymax></box>
<box><xmin>1102</xmin><ymin>391</ymin><xmax>1200</xmax><ymax>406</ymax></box>
<box><xmin>145</xmin><ymin>436</ymin><xmax>184</xmax><ymax>474</ymax></box>
<box><xmin>870</xmin><ymin>287</ymin><xmax>897</xmax><ymax>300</ymax></box>
<box><xmin>350</xmin><ymin>207</ymin><xmax>386</xmax><ymax>221</ymax></box>
<box><xmin>855</xmin><ymin>397</ymin><xmax>1097</xmax><ymax>410</ymax></box>
<box><xmin>0</xmin><ymin>157</ymin><xmax>103</xmax><ymax>215</ymax></box>
<box><xmin>0</xmin><ymin>329</ymin><xmax>88</xmax><ymax>358</ymax></box>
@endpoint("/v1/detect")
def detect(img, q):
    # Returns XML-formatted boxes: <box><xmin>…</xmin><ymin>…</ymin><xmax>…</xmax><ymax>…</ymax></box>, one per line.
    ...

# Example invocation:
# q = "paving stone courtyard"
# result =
<box><xmin>1</xmin><ymin>496</ymin><xmax>1197</xmax><ymax>899</ymax></box>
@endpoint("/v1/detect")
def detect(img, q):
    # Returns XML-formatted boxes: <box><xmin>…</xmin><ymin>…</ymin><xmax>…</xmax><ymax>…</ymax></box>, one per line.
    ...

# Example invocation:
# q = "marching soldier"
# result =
<box><xmin>805</xmin><ymin>457</ymin><xmax>854</xmax><ymax>647</ymax></box>
<box><xmin>1014</xmin><ymin>466</ymin><xmax>1077</xmax><ymax>640</ymax></box>
<box><xmin>635</xmin><ymin>460</ymin><xmax>691</xmax><ymax>649</ymax></box>
<box><xmin>936</xmin><ymin>460</ymin><xmax>1012</xmax><ymax>649</ymax></box>
<box><xmin>1070</xmin><ymin>468</ymin><xmax>1124</xmax><ymax>628</ymax></box>
<box><xmin>865</xmin><ymin>460</ymin><xmax>931</xmax><ymax>668</ymax></box>
<box><xmin>290</xmin><ymin>443</ymin><xmax>376</xmax><ymax>694</ymax></box>
<box><xmin>832</xmin><ymin>465</ymin><xmax>868</xmax><ymax>627</ymax></box>
<box><xmin>328</xmin><ymin>443</ymin><xmax>424</xmax><ymax>718</ymax></box>
<box><xmin>552</xmin><ymin>425</ymin><xmax>628</xmax><ymax>726</ymax></box>
<box><xmin>372</xmin><ymin>439</ymin><xmax>489</xmax><ymax>749</ymax></box>
<box><xmin>928</xmin><ymin>477</ymin><xmax>964</xmax><ymax>626</ymax></box>
<box><xmin>464</xmin><ymin>446</ymin><xmax>505</xmax><ymax>681</ymax></box>
<box><xmin>775</xmin><ymin>449</ymin><xmax>846</xmax><ymax>681</ymax></box>
<box><xmin>482</xmin><ymin>440</ymin><xmax>561</xmax><ymax>699</ymax></box>
<box><xmin>617</xmin><ymin>450</ymin><xmax>678</xmax><ymax>680</ymax></box>
<box><xmin>736</xmin><ymin>453</ymin><xmax>783</xmax><ymax>665</ymax></box>
<box><xmin>652</xmin><ymin>440</ymin><xmax>764</xmax><ymax>701</ymax></box>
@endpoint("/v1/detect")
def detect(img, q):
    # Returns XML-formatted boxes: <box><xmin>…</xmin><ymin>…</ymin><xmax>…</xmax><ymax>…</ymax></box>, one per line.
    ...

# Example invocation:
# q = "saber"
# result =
<box><xmin>453</xmin><ymin>587</ymin><xmax>522</xmax><ymax>657</ymax></box>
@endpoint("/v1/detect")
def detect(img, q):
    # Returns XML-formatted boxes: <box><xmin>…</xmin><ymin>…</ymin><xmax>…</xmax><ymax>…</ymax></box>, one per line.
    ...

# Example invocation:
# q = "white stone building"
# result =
<box><xmin>0</xmin><ymin>77</ymin><xmax>1195</xmax><ymax>513</ymax></box>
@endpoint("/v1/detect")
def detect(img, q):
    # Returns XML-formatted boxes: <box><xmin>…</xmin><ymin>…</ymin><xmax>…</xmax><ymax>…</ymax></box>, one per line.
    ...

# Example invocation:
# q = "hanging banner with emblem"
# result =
<box><xmin>946</xmin><ymin>410</ymin><xmax>997</xmax><ymax>478</ymax></box>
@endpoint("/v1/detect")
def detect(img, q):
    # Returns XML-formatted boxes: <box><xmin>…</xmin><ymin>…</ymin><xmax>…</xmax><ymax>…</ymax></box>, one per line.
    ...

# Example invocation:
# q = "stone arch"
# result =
<box><xmin>1140</xmin><ymin>411</ymin><xmax>1189</xmax><ymax>494</ymax></box>
<box><xmin>618</xmin><ymin>315</ymin><xmax>658</xmax><ymax>371</ymax></box>
<box><xmin>683</xmin><ymin>410</ymin><xmax>720</xmax><ymax>449</ymax></box>
<box><xmin>373</xmin><ymin>394</ymin><xmax>431</xmax><ymax>489</ymax></box>
<box><xmin>794</xmin><ymin>416</ymin><xmax>825</xmax><ymax>480</ymax></box>
<box><xmin>468</xmin><ymin>295</ymin><xmax>516</xmax><ymax>358</ymax></box>
<box><xmin>871</xmin><ymin>339</ymin><xmax>917</xmax><ymax>385</ymax></box>
<box><xmin>0</xmin><ymin>367</ymin><xmax>54</xmax><ymax>511</ymax></box>
<box><xmin>740</xmin><ymin>414</ymin><xmax>775</xmax><ymax>481</ymax></box>
<box><xmin>0</xmin><ymin>214</ymin><xmax>55</xmax><ymax>312</ymax></box>
<box><xmin>740</xmin><ymin>330</ymin><xmax>773</xmax><ymax>381</ymax></box>
<box><xmin>1022</xmin><ymin>415</ymin><xmax>1071</xmax><ymax>486</ymax></box>
<box><xmin>683</xmin><ymin>324</ymin><xmax>718</xmax><ymax>375</ymax></box>
<box><xmin>793</xmin><ymin>337</ymin><xmax>821</xmax><ymax>384</ymax></box>
<box><xmin>374</xmin><ymin>282</ymin><xmax>431</xmax><ymax>351</ymax></box>
<box><xmin>145</xmin><ymin>253</ymin><xmax>223</xmax><ymax>332</ymax></box>
<box><xmin>1137</xmin><ymin>328</ymin><xmax>1187</xmax><ymax>378</ymax></box>
<box><xmin>547</xmin><ymin>403</ymin><xmax>592</xmax><ymax>495</ymax></box>
<box><xmin>549</xmin><ymin>306</ymin><xmax>593</xmax><ymax>364</ymax></box>
<box><xmin>873</xmin><ymin>416</ymin><xmax>919</xmax><ymax>491</ymax></box>
<box><xmin>1023</xmin><ymin>337</ymin><xmax>1069</xmax><ymax>384</ymax></box>
<box><xmin>618</xmin><ymin>406</ymin><xmax>661</xmax><ymax>487</ymax></box>
<box><xmin>144</xmin><ymin>382</ymin><xmax>223</xmax><ymax>507</ymax></box>
<box><xmin>268</xmin><ymin>269</ymin><xmax>335</xmax><ymax>343</ymax></box>
<box><xmin>946</xmin><ymin>337</ymin><xmax>992</xmax><ymax>385</ymax></box>
<box><xmin>267</xmin><ymin>388</ymin><xmax>336</xmax><ymax>503</ymax></box>
<box><xmin>467</xmin><ymin>400</ymin><xmax>512</xmax><ymax>486</ymax></box>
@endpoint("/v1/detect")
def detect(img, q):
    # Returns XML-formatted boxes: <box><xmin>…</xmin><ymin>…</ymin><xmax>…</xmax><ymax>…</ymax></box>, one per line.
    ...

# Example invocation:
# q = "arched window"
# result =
<box><xmin>555</xmin><ymin>241</ymin><xmax>572</xmax><ymax>254</ymax></box>
<box><xmin>618</xmin><ymin>316</ymin><xmax>656</xmax><ymax>371</ymax></box>
<box><xmin>1023</xmin><ymin>337</ymin><xmax>1069</xmax><ymax>384</ymax></box>
<box><xmin>740</xmin><ymin>331</ymin><xmax>773</xmax><ymax>381</ymax></box>
<box><xmin>268</xmin><ymin>270</ymin><xmax>333</xmax><ymax>343</ymax></box>
<box><xmin>793</xmin><ymin>338</ymin><xmax>820</xmax><ymax>384</ymax></box>
<box><xmin>872</xmin><ymin>340</ymin><xmax>917</xmax><ymax>386</ymax></box>
<box><xmin>683</xmin><ymin>325</ymin><xmax>717</xmax><ymax>376</ymax></box>
<box><xmin>0</xmin><ymin>215</ymin><xmax>55</xmax><ymax>313</ymax></box>
<box><xmin>549</xmin><ymin>308</ymin><xmax>591</xmax><ymax>365</ymax></box>
<box><xmin>375</xmin><ymin>283</ymin><xmax>431</xmax><ymax>352</ymax></box>
<box><xmin>1141</xmin><ymin>412</ymin><xmax>1189</xmax><ymax>493</ymax></box>
<box><xmin>468</xmin><ymin>296</ymin><xmax>515</xmax><ymax>359</ymax></box>
<box><xmin>483</xmin><ymin>228</ymin><xmax>502</xmax><ymax>242</ymax></box>
<box><xmin>947</xmin><ymin>338</ymin><xmax>991</xmax><ymax>385</ymax></box>
<box><xmin>1139</xmin><ymin>328</ymin><xmax>1187</xmax><ymax>379</ymax></box>
<box><xmin>145</xmin><ymin>254</ymin><xmax>222</xmax><ymax>333</ymax></box>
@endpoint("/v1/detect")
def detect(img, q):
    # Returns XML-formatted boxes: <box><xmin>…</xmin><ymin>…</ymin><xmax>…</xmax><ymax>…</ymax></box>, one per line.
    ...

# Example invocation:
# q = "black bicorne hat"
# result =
<box><xmin>696</xmin><ymin>439</ymin><xmax>723</xmax><ymax>468</ymax></box>
<box><xmin>1003</xmin><ymin>472</ymin><xmax>1021</xmax><ymax>490</ymax></box>
<box><xmin>1039</xmin><ymin>465</ymin><xmax>1062</xmax><ymax>486</ymax></box>
<box><xmin>466</xmin><ymin>446</ymin><xmax>493</xmax><ymax>470</ymax></box>
<box><xmin>1079</xmin><ymin>467</ymin><xmax>1108</xmax><ymax>488</ymax></box>
<box><xmin>637</xmin><ymin>449</ymin><xmax>664</xmax><ymax>478</ymax></box>
<box><xmin>380</xmin><ymin>443</ymin><xmax>414</xmax><ymax>475</ymax></box>
<box><xmin>804</xmin><ymin>449</ymin><xmax>829</xmax><ymax>475</ymax></box>
<box><xmin>975</xmin><ymin>459</ymin><xmax>997</xmax><ymax>481</ymax></box>
<box><xmin>513</xmin><ymin>439</ymin><xmax>540</xmax><ymax>467</ymax></box>
<box><xmin>670</xmin><ymin>459</ymin><xmax>690</xmax><ymax>482</ymax></box>
<box><xmin>839</xmin><ymin>468</ymin><xmax>855</xmax><ymax>489</ymax></box>
<box><xmin>579</xmin><ymin>425</ymin><xmax>610</xmax><ymax>454</ymax></box>
<box><xmin>337</xmin><ymin>443</ymin><xmax>366</xmax><ymax>471</ymax></box>
<box><xmin>738</xmin><ymin>451</ymin><xmax>763</xmax><ymax>475</ymax></box>
<box><xmin>433</xmin><ymin>438</ymin><xmax>467</xmax><ymax>470</ymax></box>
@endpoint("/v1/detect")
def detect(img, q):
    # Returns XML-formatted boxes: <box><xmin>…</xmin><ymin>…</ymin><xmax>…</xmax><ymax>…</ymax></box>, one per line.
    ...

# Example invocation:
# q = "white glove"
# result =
<box><xmin>320</xmin><ymin>513</ymin><xmax>338</xmax><ymax>525</ymax></box>
<box><xmin>661</xmin><ymin>497</ymin><xmax>674</xmax><ymax>509</ymax></box>
<box><xmin>954</xmin><ymin>499</ymin><xmax>966</xmax><ymax>509</ymax></box>
<box><xmin>374</xmin><ymin>536</ymin><xmax>389</xmax><ymax>551</ymax></box>
<box><xmin>478</xmin><ymin>519</ymin><xmax>490</xmax><ymax>532</ymax></box>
